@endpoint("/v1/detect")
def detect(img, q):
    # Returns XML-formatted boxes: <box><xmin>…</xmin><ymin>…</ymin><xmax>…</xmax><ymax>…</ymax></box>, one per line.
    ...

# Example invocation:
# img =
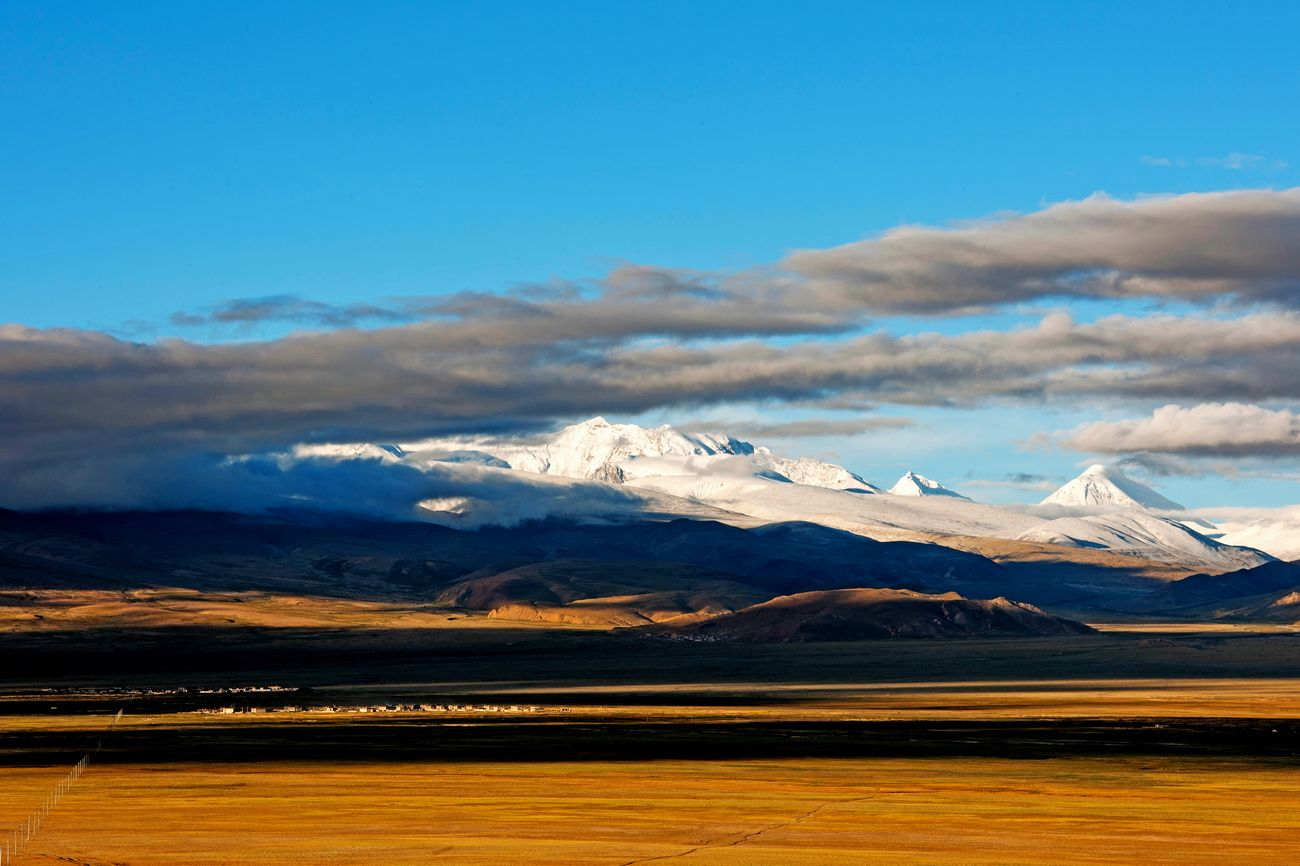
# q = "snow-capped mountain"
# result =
<box><xmin>1040</xmin><ymin>464</ymin><xmax>1184</xmax><ymax>511</ymax></box>
<box><xmin>1017</xmin><ymin>511</ymin><xmax>1272</xmax><ymax>572</ymax></box>
<box><xmin>401</xmin><ymin>417</ymin><xmax>879</xmax><ymax>492</ymax></box>
<box><xmin>888</xmin><ymin>471</ymin><xmax>970</xmax><ymax>500</ymax></box>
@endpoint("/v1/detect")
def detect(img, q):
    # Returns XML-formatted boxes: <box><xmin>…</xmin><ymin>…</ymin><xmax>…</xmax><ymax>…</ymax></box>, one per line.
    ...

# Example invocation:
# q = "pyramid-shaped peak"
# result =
<box><xmin>888</xmin><ymin>471</ymin><xmax>970</xmax><ymax>500</ymax></box>
<box><xmin>1040</xmin><ymin>464</ymin><xmax>1184</xmax><ymax>511</ymax></box>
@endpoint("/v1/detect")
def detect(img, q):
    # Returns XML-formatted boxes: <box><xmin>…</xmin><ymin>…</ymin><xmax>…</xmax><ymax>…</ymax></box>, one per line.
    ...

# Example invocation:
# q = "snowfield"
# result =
<box><xmin>1216</xmin><ymin>509</ymin><xmax>1300</xmax><ymax>561</ymax></box>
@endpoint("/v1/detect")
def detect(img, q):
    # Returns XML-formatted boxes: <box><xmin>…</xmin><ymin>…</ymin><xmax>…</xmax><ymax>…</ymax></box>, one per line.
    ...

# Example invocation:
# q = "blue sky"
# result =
<box><xmin>3</xmin><ymin>2</ymin><xmax>1299</xmax><ymax>508</ymax></box>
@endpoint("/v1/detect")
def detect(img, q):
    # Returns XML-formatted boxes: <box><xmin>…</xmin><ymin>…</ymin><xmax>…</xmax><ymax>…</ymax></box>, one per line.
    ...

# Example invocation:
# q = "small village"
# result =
<box><xmin>196</xmin><ymin>703</ymin><xmax>567</xmax><ymax>715</ymax></box>
<box><xmin>17</xmin><ymin>684</ymin><xmax>299</xmax><ymax>698</ymax></box>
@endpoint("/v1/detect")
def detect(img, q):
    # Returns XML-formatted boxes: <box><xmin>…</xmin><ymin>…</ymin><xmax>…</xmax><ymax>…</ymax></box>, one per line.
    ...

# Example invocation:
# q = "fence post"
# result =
<box><xmin>5</xmin><ymin>709</ymin><xmax>124</xmax><ymax>862</ymax></box>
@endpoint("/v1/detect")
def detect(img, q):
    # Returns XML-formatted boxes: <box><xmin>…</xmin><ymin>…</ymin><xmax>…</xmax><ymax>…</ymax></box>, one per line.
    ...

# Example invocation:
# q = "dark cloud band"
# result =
<box><xmin>788</xmin><ymin>187</ymin><xmax>1300</xmax><ymax>314</ymax></box>
<box><xmin>8</xmin><ymin>188</ymin><xmax>1300</xmax><ymax>506</ymax></box>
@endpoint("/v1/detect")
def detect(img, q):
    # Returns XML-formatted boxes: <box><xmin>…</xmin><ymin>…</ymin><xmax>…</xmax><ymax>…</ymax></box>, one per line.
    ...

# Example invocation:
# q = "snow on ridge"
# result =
<box><xmin>1017</xmin><ymin>510</ymin><xmax>1272</xmax><ymax>572</ymax></box>
<box><xmin>763</xmin><ymin>455</ymin><xmax>881</xmax><ymax>493</ymax></box>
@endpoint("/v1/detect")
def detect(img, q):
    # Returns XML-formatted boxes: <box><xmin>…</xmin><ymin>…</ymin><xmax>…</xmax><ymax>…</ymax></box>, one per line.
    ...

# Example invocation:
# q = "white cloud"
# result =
<box><xmin>1063</xmin><ymin>403</ymin><xmax>1300</xmax><ymax>457</ymax></box>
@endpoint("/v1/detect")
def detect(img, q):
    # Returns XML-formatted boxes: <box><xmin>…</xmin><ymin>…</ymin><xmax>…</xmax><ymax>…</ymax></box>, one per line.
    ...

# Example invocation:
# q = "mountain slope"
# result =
<box><xmin>889</xmin><ymin>471</ymin><xmax>970</xmax><ymax>500</ymax></box>
<box><xmin>470</xmin><ymin>517</ymin><xmax>1009</xmax><ymax>597</ymax></box>
<box><xmin>1150</xmin><ymin>560</ymin><xmax>1300</xmax><ymax>609</ymax></box>
<box><xmin>0</xmin><ymin>507</ymin><xmax>1018</xmax><ymax>600</ymax></box>
<box><xmin>1016</xmin><ymin>511</ymin><xmax>1271</xmax><ymax>573</ymax></box>
<box><xmin>434</xmin><ymin>559</ymin><xmax>772</xmax><ymax>627</ymax></box>
<box><xmin>1040</xmin><ymin>465</ymin><xmax>1184</xmax><ymax>511</ymax></box>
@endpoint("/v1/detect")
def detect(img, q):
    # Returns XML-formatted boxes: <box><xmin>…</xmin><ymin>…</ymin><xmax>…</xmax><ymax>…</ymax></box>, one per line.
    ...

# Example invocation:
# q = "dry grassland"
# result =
<box><xmin>0</xmin><ymin>588</ymin><xmax>563</xmax><ymax>632</ymax></box>
<box><xmin>2</xmin><ymin>754</ymin><xmax>1297</xmax><ymax>865</ymax></box>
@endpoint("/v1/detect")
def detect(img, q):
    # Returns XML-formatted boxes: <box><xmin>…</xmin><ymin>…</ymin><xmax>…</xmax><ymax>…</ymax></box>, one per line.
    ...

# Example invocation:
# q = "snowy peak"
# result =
<box><xmin>536</xmin><ymin>419</ymin><xmax>878</xmax><ymax>493</ymax></box>
<box><xmin>393</xmin><ymin>418</ymin><xmax>876</xmax><ymax>495</ymax></box>
<box><xmin>888</xmin><ymin>471</ymin><xmax>970</xmax><ymax>500</ymax></box>
<box><xmin>524</xmin><ymin>417</ymin><xmax>754</xmax><ymax>481</ymax></box>
<box><xmin>1040</xmin><ymin>464</ymin><xmax>1184</xmax><ymax>511</ymax></box>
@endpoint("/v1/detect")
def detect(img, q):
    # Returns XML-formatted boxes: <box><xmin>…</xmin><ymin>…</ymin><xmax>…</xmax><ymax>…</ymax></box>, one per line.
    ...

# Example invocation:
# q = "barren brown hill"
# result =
<box><xmin>646</xmin><ymin>587</ymin><xmax>1095</xmax><ymax>642</ymax></box>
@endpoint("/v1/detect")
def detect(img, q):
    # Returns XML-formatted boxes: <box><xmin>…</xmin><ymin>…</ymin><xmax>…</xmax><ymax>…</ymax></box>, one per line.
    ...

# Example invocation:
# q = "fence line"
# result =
<box><xmin>0</xmin><ymin>708</ymin><xmax>122</xmax><ymax>866</ymax></box>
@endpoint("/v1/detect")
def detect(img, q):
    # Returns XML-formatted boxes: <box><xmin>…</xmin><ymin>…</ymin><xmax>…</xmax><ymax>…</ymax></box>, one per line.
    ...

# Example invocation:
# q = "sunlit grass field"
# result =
<box><xmin>5</xmin><ymin>751</ymin><xmax>1298</xmax><ymax>865</ymax></box>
